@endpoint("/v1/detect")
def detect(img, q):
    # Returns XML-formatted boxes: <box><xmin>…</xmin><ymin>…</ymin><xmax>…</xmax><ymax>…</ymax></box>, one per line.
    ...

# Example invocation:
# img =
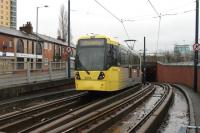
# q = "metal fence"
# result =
<box><xmin>0</xmin><ymin>61</ymin><xmax>75</xmax><ymax>87</ymax></box>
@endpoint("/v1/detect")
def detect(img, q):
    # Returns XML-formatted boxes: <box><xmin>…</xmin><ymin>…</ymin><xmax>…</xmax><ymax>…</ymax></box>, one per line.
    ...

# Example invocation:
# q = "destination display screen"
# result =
<box><xmin>78</xmin><ymin>39</ymin><xmax>105</xmax><ymax>46</ymax></box>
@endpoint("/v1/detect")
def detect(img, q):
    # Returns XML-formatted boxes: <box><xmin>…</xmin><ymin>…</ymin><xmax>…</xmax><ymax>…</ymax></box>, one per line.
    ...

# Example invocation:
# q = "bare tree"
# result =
<box><xmin>57</xmin><ymin>4</ymin><xmax>68</xmax><ymax>42</ymax></box>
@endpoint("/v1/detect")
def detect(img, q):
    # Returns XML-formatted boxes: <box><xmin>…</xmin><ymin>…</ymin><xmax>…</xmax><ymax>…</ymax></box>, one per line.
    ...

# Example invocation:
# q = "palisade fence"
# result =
<box><xmin>0</xmin><ymin>61</ymin><xmax>75</xmax><ymax>87</ymax></box>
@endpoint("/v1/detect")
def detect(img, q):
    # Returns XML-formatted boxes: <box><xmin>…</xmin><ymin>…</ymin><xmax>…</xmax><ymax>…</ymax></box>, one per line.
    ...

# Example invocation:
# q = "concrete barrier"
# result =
<box><xmin>0</xmin><ymin>78</ymin><xmax>74</xmax><ymax>100</ymax></box>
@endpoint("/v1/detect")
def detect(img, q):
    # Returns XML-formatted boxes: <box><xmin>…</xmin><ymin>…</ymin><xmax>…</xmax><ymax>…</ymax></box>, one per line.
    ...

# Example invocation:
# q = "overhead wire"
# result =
<box><xmin>147</xmin><ymin>0</ymin><xmax>160</xmax><ymax>16</ymax></box>
<box><xmin>94</xmin><ymin>0</ymin><xmax>131</xmax><ymax>42</ymax></box>
<box><xmin>162</xmin><ymin>1</ymin><xmax>195</xmax><ymax>13</ymax></box>
<box><xmin>94</xmin><ymin>0</ymin><xmax>122</xmax><ymax>22</ymax></box>
<box><xmin>92</xmin><ymin>0</ymin><xmax>194</xmax><ymax>51</ymax></box>
<box><xmin>71</xmin><ymin>7</ymin><xmax>195</xmax><ymax>23</ymax></box>
<box><xmin>147</xmin><ymin>0</ymin><xmax>161</xmax><ymax>53</ymax></box>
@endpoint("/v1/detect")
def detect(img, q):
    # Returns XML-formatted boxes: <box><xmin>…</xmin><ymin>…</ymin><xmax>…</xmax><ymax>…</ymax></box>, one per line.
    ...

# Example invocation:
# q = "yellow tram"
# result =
<box><xmin>75</xmin><ymin>35</ymin><xmax>141</xmax><ymax>91</ymax></box>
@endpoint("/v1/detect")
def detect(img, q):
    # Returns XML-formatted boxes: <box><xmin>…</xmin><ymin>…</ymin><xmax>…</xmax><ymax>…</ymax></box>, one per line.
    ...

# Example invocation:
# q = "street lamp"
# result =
<box><xmin>36</xmin><ymin>5</ymin><xmax>48</xmax><ymax>35</ymax></box>
<box><xmin>36</xmin><ymin>5</ymin><xmax>48</xmax><ymax>64</ymax></box>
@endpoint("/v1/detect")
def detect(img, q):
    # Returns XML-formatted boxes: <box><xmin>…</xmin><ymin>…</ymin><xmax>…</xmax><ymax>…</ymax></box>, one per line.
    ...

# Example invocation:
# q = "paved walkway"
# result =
<box><xmin>175</xmin><ymin>84</ymin><xmax>200</xmax><ymax>133</ymax></box>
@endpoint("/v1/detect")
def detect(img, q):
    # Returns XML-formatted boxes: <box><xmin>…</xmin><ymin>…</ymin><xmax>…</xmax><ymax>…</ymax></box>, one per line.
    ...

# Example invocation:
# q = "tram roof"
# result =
<box><xmin>78</xmin><ymin>35</ymin><xmax>119</xmax><ymax>45</ymax></box>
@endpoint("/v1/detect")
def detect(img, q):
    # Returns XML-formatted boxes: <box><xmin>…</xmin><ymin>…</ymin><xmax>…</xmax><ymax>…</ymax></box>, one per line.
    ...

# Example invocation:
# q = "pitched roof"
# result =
<box><xmin>0</xmin><ymin>26</ymin><xmax>76</xmax><ymax>48</ymax></box>
<box><xmin>0</xmin><ymin>26</ymin><xmax>36</xmax><ymax>40</ymax></box>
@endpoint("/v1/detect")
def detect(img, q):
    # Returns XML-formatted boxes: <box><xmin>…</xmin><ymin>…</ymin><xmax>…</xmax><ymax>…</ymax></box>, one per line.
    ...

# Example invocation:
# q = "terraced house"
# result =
<box><xmin>0</xmin><ymin>22</ymin><xmax>76</xmax><ymax>73</ymax></box>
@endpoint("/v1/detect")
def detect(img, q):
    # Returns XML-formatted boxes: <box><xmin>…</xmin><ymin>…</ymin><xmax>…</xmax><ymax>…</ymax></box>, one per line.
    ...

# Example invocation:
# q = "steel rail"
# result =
<box><xmin>128</xmin><ymin>84</ymin><xmax>173</xmax><ymax>133</ymax></box>
<box><xmin>44</xmin><ymin>85</ymin><xmax>154</xmax><ymax>133</ymax></box>
<box><xmin>30</xmin><ymin>84</ymin><xmax>143</xmax><ymax>133</ymax></box>
<box><xmin>0</xmin><ymin>92</ymin><xmax>87</xmax><ymax>132</ymax></box>
<box><xmin>0</xmin><ymin>88</ymin><xmax>77</xmax><ymax>112</ymax></box>
<box><xmin>80</xmin><ymin>85</ymin><xmax>156</xmax><ymax>133</ymax></box>
<box><xmin>0</xmin><ymin>92</ymin><xmax>86</xmax><ymax>122</ymax></box>
<box><xmin>18</xmin><ymin>101</ymin><xmax>98</xmax><ymax>133</ymax></box>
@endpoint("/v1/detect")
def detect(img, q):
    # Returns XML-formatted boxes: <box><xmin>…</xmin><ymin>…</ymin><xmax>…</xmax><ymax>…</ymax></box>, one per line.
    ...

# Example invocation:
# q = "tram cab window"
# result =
<box><xmin>106</xmin><ymin>45</ymin><xmax>119</xmax><ymax>68</ymax></box>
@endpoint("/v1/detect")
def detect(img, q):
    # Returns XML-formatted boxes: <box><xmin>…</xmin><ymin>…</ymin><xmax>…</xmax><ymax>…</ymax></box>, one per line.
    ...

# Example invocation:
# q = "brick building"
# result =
<box><xmin>0</xmin><ymin>22</ymin><xmax>75</xmax><ymax>72</ymax></box>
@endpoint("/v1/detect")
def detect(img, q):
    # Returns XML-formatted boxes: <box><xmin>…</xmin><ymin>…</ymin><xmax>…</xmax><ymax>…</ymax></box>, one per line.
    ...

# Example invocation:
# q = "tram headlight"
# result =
<box><xmin>75</xmin><ymin>72</ymin><xmax>81</xmax><ymax>80</ymax></box>
<box><xmin>98</xmin><ymin>72</ymin><xmax>105</xmax><ymax>80</ymax></box>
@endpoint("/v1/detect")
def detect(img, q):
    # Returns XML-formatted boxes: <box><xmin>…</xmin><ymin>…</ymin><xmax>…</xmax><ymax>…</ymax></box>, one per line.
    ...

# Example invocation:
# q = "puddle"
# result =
<box><xmin>157</xmin><ymin>88</ymin><xmax>189</xmax><ymax>133</ymax></box>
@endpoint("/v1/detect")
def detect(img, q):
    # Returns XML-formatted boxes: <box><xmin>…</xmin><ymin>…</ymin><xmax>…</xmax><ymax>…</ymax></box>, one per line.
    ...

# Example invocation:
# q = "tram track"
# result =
<box><xmin>45</xmin><ymin>84</ymin><xmax>154</xmax><ymax>133</ymax></box>
<box><xmin>0</xmin><ymin>84</ymin><xmax>142</xmax><ymax>133</ymax></box>
<box><xmin>128</xmin><ymin>84</ymin><xmax>173</xmax><ymax>133</ymax></box>
<box><xmin>30</xmin><ymin>83</ymin><xmax>172</xmax><ymax>133</ymax></box>
<box><xmin>0</xmin><ymin>88</ymin><xmax>79</xmax><ymax>115</ymax></box>
<box><xmin>0</xmin><ymin>92</ymin><xmax>88</xmax><ymax>133</ymax></box>
<box><xmin>27</xmin><ymin>84</ymin><xmax>148</xmax><ymax>133</ymax></box>
<box><xmin>0</xmin><ymin>83</ymin><xmax>173</xmax><ymax>133</ymax></box>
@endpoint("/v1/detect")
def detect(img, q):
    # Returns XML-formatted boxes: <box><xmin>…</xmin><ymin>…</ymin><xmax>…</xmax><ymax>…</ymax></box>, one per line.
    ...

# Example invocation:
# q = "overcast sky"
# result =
<box><xmin>17</xmin><ymin>0</ymin><xmax>196</xmax><ymax>52</ymax></box>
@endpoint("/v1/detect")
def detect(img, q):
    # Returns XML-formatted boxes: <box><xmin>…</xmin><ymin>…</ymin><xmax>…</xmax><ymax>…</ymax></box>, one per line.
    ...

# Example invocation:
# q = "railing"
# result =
<box><xmin>157</xmin><ymin>61</ymin><xmax>200</xmax><ymax>66</ymax></box>
<box><xmin>0</xmin><ymin>61</ymin><xmax>75</xmax><ymax>87</ymax></box>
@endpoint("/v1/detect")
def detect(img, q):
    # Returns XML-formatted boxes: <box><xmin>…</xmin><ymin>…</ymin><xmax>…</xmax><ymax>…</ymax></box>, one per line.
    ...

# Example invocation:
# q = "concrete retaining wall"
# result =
<box><xmin>157</xmin><ymin>63</ymin><xmax>200</xmax><ymax>92</ymax></box>
<box><xmin>0</xmin><ymin>78</ymin><xmax>74</xmax><ymax>100</ymax></box>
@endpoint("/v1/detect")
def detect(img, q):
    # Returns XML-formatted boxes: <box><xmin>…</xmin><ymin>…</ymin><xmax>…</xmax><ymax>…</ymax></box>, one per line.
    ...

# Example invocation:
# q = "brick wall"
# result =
<box><xmin>157</xmin><ymin>63</ymin><xmax>200</xmax><ymax>92</ymax></box>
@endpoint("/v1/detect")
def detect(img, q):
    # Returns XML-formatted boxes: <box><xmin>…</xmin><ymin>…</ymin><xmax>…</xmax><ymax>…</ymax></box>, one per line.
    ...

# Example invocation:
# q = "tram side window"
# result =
<box><xmin>120</xmin><ymin>53</ymin><xmax>125</xmax><ymax>66</ymax></box>
<box><xmin>120</xmin><ymin>49</ymin><xmax>128</xmax><ymax>67</ymax></box>
<box><xmin>131</xmin><ymin>55</ymin><xmax>134</xmax><ymax>65</ymax></box>
<box><xmin>129</xmin><ymin>54</ymin><xmax>133</xmax><ymax>65</ymax></box>
<box><xmin>112</xmin><ymin>45</ymin><xmax>118</xmax><ymax>66</ymax></box>
<box><xmin>133</xmin><ymin>55</ymin><xmax>140</xmax><ymax>68</ymax></box>
<box><xmin>106</xmin><ymin>45</ymin><xmax>119</xmax><ymax>68</ymax></box>
<box><xmin>106</xmin><ymin>45</ymin><xmax>112</xmax><ymax>68</ymax></box>
<box><xmin>125</xmin><ymin>53</ymin><xmax>129</xmax><ymax>67</ymax></box>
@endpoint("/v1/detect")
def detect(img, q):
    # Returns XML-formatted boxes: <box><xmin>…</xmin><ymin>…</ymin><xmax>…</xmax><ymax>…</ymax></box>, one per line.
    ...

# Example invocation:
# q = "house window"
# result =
<box><xmin>27</xmin><ymin>40</ymin><xmax>29</xmax><ymax>53</ymax></box>
<box><xmin>32</xmin><ymin>41</ymin><xmax>34</xmax><ymax>54</ymax></box>
<box><xmin>36</xmin><ymin>43</ymin><xmax>42</xmax><ymax>55</ymax></box>
<box><xmin>17</xmin><ymin>39</ymin><xmax>24</xmax><ymax>53</ymax></box>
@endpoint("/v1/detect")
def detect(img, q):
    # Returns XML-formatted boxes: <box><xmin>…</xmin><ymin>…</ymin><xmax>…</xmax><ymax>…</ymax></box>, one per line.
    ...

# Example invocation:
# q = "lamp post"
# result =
<box><xmin>36</xmin><ymin>5</ymin><xmax>48</xmax><ymax>36</ymax></box>
<box><xmin>36</xmin><ymin>5</ymin><xmax>48</xmax><ymax>62</ymax></box>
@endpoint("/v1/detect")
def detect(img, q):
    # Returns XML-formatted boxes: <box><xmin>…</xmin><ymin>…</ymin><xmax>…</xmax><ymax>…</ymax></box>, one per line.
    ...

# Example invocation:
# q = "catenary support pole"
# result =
<box><xmin>67</xmin><ymin>0</ymin><xmax>71</xmax><ymax>78</ymax></box>
<box><xmin>194</xmin><ymin>0</ymin><xmax>199</xmax><ymax>92</ymax></box>
<box><xmin>143</xmin><ymin>37</ymin><xmax>146</xmax><ymax>85</ymax></box>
